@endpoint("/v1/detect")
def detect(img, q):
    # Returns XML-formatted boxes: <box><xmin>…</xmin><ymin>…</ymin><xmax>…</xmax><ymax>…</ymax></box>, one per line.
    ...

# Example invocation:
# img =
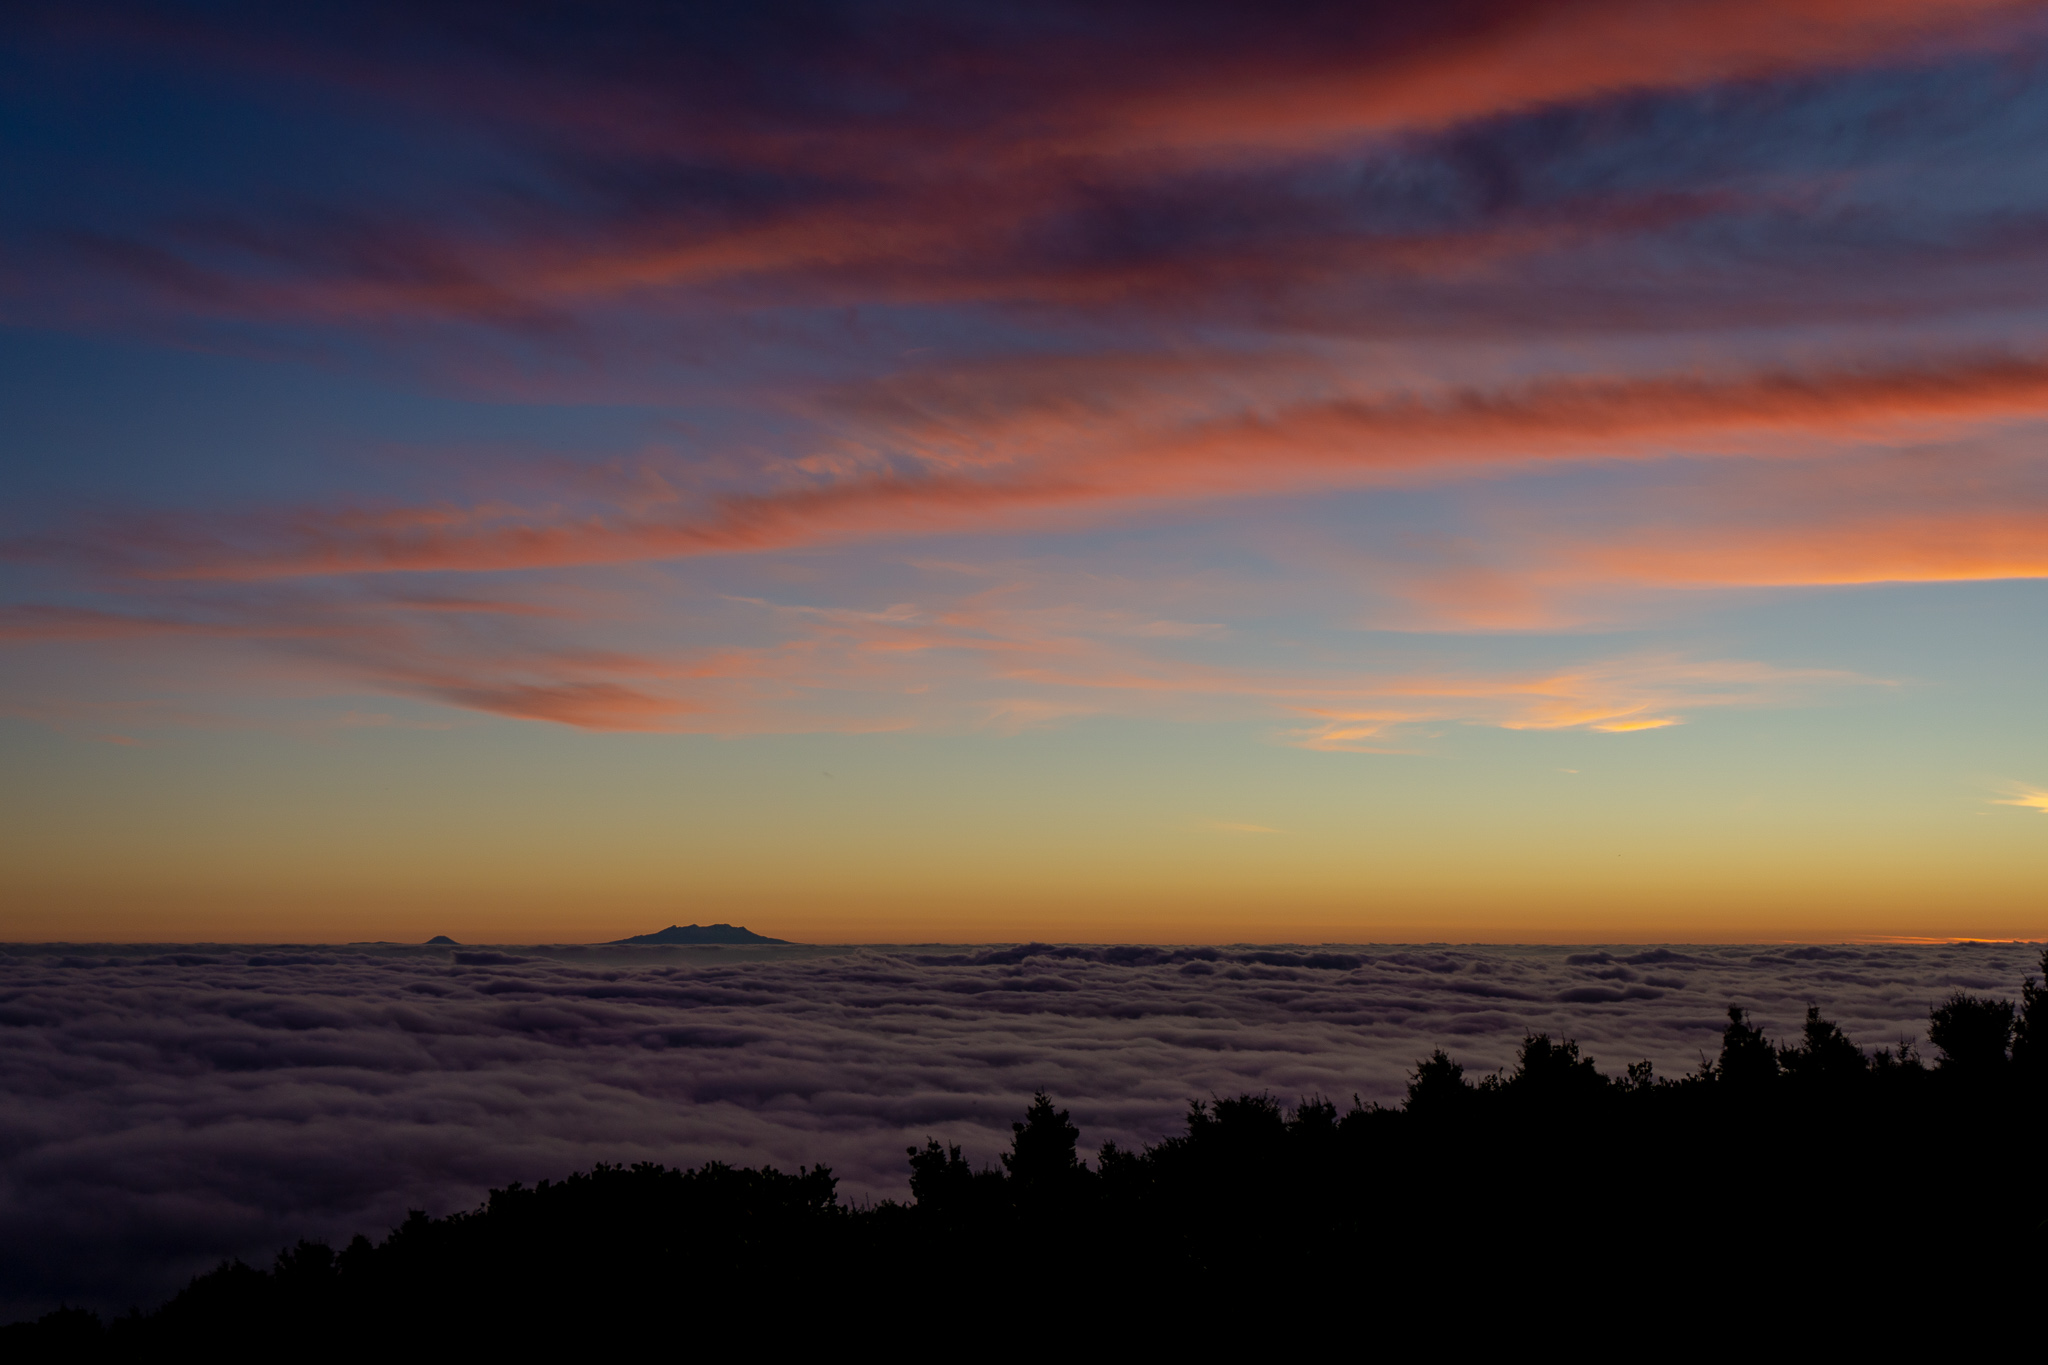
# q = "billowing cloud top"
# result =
<box><xmin>0</xmin><ymin>939</ymin><xmax>2034</xmax><ymax>1319</ymax></box>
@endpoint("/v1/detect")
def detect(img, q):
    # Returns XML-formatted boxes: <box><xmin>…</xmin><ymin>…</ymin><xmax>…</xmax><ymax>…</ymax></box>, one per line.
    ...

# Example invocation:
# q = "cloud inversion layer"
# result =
<box><xmin>0</xmin><ymin>940</ymin><xmax>2034</xmax><ymax>1319</ymax></box>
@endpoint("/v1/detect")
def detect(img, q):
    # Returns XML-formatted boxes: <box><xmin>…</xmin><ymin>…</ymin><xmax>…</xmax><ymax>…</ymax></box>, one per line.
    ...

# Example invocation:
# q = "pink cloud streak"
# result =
<box><xmin>61</xmin><ymin>349</ymin><xmax>2047</xmax><ymax>585</ymax></box>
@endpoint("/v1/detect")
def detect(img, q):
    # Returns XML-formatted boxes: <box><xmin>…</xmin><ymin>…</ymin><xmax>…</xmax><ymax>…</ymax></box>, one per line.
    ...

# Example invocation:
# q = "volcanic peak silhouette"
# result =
<box><xmin>607</xmin><ymin>923</ymin><xmax>790</xmax><ymax>945</ymax></box>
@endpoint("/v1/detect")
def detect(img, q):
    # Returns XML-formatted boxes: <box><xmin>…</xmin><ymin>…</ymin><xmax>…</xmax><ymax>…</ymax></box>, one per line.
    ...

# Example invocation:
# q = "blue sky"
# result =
<box><xmin>5</xmin><ymin>0</ymin><xmax>2048</xmax><ymax>941</ymax></box>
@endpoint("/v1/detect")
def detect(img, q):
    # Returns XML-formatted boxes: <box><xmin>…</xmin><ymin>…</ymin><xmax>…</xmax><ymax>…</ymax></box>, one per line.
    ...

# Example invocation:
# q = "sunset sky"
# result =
<box><xmin>4</xmin><ymin>1</ymin><xmax>2047</xmax><ymax>942</ymax></box>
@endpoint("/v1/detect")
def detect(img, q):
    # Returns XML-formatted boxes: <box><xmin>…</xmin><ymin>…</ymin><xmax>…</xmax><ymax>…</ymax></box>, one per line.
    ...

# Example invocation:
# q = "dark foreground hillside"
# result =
<box><xmin>12</xmin><ymin>953</ymin><xmax>2046</xmax><ymax>1352</ymax></box>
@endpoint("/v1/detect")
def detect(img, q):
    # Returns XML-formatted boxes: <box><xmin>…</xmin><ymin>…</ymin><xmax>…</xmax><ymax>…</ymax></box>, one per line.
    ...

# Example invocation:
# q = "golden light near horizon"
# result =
<box><xmin>2</xmin><ymin>0</ymin><xmax>2047</xmax><ymax>947</ymax></box>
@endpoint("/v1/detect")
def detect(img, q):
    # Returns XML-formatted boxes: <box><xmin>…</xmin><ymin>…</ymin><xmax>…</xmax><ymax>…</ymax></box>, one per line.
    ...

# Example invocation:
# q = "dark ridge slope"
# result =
<box><xmin>10</xmin><ymin>952</ymin><xmax>2043</xmax><ymax>1351</ymax></box>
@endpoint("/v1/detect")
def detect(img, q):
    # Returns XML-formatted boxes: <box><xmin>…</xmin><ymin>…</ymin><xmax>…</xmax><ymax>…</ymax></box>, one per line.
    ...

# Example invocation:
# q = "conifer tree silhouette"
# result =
<box><xmin>1717</xmin><ymin>1006</ymin><xmax>1780</xmax><ymax>1088</ymax></box>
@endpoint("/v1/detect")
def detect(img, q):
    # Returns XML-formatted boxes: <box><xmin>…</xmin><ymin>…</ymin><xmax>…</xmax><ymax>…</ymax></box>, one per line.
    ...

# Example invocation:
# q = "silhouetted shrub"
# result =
<box><xmin>1779</xmin><ymin>1004</ymin><xmax>1869</xmax><ymax>1086</ymax></box>
<box><xmin>907</xmin><ymin>1138</ymin><xmax>975</xmax><ymax>1208</ymax></box>
<box><xmin>1405</xmin><ymin>1048</ymin><xmax>1474</xmax><ymax>1115</ymax></box>
<box><xmin>1928</xmin><ymin>991</ymin><xmax>2015</xmax><ymax>1072</ymax></box>
<box><xmin>1504</xmin><ymin>1032</ymin><xmax>1607</xmax><ymax>1100</ymax></box>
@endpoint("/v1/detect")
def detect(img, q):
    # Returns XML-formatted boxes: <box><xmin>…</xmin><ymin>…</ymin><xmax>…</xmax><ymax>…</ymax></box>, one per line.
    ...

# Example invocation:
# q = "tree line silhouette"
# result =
<box><xmin>13</xmin><ymin>952</ymin><xmax>2046</xmax><ymax>1351</ymax></box>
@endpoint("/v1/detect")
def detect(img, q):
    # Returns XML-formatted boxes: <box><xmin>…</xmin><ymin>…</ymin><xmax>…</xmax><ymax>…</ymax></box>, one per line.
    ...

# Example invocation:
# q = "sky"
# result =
<box><xmin>3</xmin><ymin>0</ymin><xmax>2047</xmax><ymax>943</ymax></box>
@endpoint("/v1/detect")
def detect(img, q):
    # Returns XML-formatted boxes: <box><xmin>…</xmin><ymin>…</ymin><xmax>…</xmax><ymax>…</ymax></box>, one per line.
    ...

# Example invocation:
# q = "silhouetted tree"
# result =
<box><xmin>2011</xmin><ymin>948</ymin><xmax>2048</xmax><ymax>1082</ymax></box>
<box><xmin>1717</xmin><ymin>1006</ymin><xmax>1780</xmax><ymax>1089</ymax></box>
<box><xmin>906</xmin><ymin>1138</ymin><xmax>978</xmax><ymax>1213</ymax></box>
<box><xmin>1184</xmin><ymin>1093</ymin><xmax>1289</xmax><ymax>1153</ymax></box>
<box><xmin>1002</xmin><ymin>1091</ymin><xmax>1088</xmax><ymax>1200</ymax></box>
<box><xmin>1287</xmin><ymin>1096</ymin><xmax>1339</xmax><ymax>1139</ymax></box>
<box><xmin>1778</xmin><ymin>1005</ymin><xmax>1867</xmax><ymax>1086</ymax></box>
<box><xmin>1927</xmin><ymin>991</ymin><xmax>2014</xmax><ymax>1073</ymax></box>
<box><xmin>1405</xmin><ymin>1049</ymin><xmax>1475</xmax><ymax>1115</ymax></box>
<box><xmin>1506</xmin><ymin>1033</ymin><xmax>1606</xmax><ymax>1100</ymax></box>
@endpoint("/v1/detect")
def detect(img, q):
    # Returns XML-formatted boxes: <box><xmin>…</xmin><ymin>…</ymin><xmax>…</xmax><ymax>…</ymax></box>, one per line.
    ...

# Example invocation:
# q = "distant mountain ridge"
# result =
<box><xmin>608</xmin><ymin>923</ymin><xmax>790</xmax><ymax>945</ymax></box>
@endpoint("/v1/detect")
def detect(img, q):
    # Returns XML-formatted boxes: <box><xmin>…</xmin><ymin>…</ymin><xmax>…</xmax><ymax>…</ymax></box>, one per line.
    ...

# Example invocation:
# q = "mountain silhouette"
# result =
<box><xmin>607</xmin><ymin>923</ymin><xmax>790</xmax><ymax>945</ymax></box>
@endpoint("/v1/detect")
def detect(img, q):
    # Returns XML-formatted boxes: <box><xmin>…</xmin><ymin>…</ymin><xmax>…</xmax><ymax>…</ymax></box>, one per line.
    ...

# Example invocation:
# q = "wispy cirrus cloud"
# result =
<box><xmin>13</xmin><ymin>0</ymin><xmax>2048</xmax><ymax>361</ymax></box>
<box><xmin>13</xmin><ymin>347</ymin><xmax>2047</xmax><ymax>590</ymax></box>
<box><xmin>0</xmin><ymin>554</ymin><xmax>1875</xmax><ymax>741</ymax></box>
<box><xmin>3</xmin><ymin>0</ymin><xmax>2046</xmax><ymax>749</ymax></box>
<box><xmin>1283</xmin><ymin>656</ymin><xmax>1858</xmax><ymax>751</ymax></box>
<box><xmin>1992</xmin><ymin>784</ymin><xmax>2048</xmax><ymax>814</ymax></box>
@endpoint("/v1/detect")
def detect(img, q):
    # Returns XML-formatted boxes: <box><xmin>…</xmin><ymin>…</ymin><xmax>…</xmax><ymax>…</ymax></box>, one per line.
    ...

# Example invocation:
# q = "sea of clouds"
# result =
<box><xmin>1</xmin><ymin>938</ymin><xmax>2037</xmax><ymax>1319</ymax></box>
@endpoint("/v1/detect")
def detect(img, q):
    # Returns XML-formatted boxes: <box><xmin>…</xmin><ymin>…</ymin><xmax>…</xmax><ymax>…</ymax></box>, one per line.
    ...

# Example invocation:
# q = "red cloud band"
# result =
<box><xmin>91</xmin><ymin>350</ymin><xmax>2048</xmax><ymax>582</ymax></box>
